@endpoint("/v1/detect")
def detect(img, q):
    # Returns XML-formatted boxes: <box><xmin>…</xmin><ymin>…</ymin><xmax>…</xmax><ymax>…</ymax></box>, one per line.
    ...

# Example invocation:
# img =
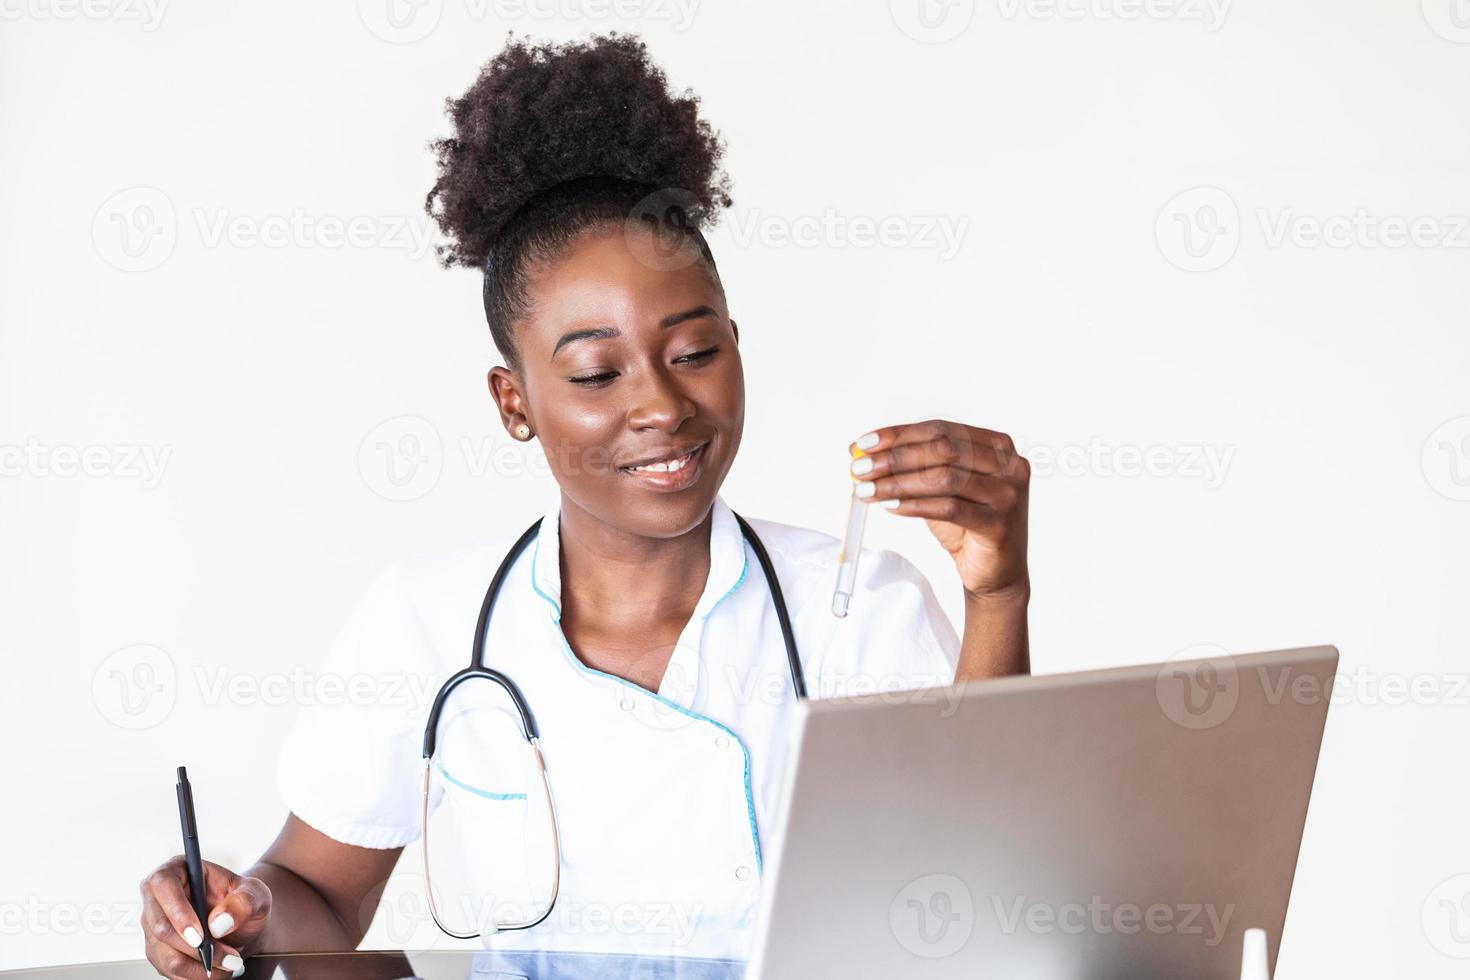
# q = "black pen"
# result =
<box><xmin>175</xmin><ymin>767</ymin><xmax>214</xmax><ymax>977</ymax></box>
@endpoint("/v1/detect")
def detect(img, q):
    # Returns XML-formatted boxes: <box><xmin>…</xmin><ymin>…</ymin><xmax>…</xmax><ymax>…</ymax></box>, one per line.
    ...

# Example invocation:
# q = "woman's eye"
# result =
<box><xmin>678</xmin><ymin>346</ymin><xmax>719</xmax><ymax>365</ymax></box>
<box><xmin>568</xmin><ymin>347</ymin><xmax>716</xmax><ymax>387</ymax></box>
<box><xmin>569</xmin><ymin>371</ymin><xmax>616</xmax><ymax>386</ymax></box>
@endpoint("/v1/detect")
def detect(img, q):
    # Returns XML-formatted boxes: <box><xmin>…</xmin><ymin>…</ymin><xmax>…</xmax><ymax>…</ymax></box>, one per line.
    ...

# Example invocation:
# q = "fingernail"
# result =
<box><xmin>854</xmin><ymin>481</ymin><xmax>875</xmax><ymax>499</ymax></box>
<box><xmin>850</xmin><ymin>456</ymin><xmax>873</xmax><ymax>476</ymax></box>
<box><xmin>182</xmin><ymin>926</ymin><xmax>202</xmax><ymax>947</ymax></box>
<box><xmin>221</xmin><ymin>953</ymin><xmax>244</xmax><ymax>973</ymax></box>
<box><xmin>855</xmin><ymin>432</ymin><xmax>880</xmax><ymax>450</ymax></box>
<box><xmin>880</xmin><ymin>498</ymin><xmax>901</xmax><ymax>510</ymax></box>
<box><xmin>210</xmin><ymin>913</ymin><xmax>235</xmax><ymax>938</ymax></box>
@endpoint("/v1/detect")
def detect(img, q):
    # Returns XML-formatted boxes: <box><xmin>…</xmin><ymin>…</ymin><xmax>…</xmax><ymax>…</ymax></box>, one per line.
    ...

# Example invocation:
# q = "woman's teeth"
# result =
<box><xmin>627</xmin><ymin>447</ymin><xmax>699</xmax><ymax>473</ymax></box>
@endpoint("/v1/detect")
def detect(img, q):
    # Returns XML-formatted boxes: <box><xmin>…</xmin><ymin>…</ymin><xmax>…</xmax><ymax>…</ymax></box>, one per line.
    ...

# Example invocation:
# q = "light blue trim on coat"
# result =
<box><xmin>435</xmin><ymin>761</ymin><xmax>527</xmax><ymax>801</ymax></box>
<box><xmin>703</xmin><ymin>549</ymin><xmax>749</xmax><ymax>621</ymax></box>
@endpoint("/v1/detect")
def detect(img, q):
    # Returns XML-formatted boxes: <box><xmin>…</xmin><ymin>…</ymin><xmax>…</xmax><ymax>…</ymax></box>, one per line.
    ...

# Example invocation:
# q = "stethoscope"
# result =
<box><xmin>419</xmin><ymin>512</ymin><xmax>808</xmax><ymax>939</ymax></box>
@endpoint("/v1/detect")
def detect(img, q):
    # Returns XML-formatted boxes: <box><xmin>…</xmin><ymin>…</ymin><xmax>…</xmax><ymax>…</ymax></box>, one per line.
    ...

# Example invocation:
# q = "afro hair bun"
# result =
<box><xmin>425</xmin><ymin>32</ymin><xmax>733</xmax><ymax>271</ymax></box>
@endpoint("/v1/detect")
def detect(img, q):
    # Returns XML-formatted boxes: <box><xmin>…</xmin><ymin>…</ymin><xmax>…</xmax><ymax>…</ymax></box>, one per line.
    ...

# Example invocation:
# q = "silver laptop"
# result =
<box><xmin>747</xmin><ymin>645</ymin><xmax>1338</xmax><ymax>980</ymax></box>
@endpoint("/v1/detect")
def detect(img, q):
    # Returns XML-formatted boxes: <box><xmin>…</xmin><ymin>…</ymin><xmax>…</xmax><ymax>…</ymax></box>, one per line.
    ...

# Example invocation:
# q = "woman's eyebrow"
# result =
<box><xmin>550</xmin><ymin>305</ymin><xmax>719</xmax><ymax>360</ymax></box>
<box><xmin>551</xmin><ymin>326</ymin><xmax>617</xmax><ymax>359</ymax></box>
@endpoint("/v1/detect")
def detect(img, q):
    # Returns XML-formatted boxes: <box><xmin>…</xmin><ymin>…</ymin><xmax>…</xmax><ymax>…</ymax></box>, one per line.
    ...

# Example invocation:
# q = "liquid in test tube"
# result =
<box><xmin>832</xmin><ymin>446</ymin><xmax>869</xmax><ymax>618</ymax></box>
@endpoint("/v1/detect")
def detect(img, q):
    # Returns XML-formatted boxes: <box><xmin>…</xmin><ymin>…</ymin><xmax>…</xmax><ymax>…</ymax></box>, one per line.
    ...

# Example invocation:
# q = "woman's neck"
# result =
<box><xmin>556</xmin><ymin>495</ymin><xmax>712</xmax><ymax>635</ymax></box>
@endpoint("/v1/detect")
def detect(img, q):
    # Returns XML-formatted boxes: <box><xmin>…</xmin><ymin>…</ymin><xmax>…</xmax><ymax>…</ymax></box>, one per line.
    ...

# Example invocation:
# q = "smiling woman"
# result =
<box><xmin>424</xmin><ymin>32</ymin><xmax>742</xmax><ymax>547</ymax></box>
<box><xmin>136</xmin><ymin>30</ymin><xmax>1030</xmax><ymax>979</ymax></box>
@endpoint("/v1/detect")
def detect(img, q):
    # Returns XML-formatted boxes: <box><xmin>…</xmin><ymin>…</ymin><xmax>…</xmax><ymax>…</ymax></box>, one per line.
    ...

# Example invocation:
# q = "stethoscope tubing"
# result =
<box><xmin>418</xmin><ymin>509</ymin><xmax>805</xmax><ymax>938</ymax></box>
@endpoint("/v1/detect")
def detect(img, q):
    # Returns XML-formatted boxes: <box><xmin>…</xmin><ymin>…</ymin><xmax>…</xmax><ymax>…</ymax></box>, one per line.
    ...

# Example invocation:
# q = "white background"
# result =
<box><xmin>2</xmin><ymin>0</ymin><xmax>1468</xmax><ymax>974</ymax></box>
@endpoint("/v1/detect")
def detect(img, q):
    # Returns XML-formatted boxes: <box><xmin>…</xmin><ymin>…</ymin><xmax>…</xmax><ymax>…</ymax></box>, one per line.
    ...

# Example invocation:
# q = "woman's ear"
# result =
<box><xmin>731</xmin><ymin>319</ymin><xmax>740</xmax><ymax>345</ymax></box>
<box><xmin>487</xmin><ymin>366</ymin><xmax>528</xmax><ymax>432</ymax></box>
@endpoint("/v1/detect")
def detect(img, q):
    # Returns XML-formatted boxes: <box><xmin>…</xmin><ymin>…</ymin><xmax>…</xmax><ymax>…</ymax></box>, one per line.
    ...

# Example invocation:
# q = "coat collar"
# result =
<box><xmin>529</xmin><ymin>491</ymin><xmax>750</xmax><ymax>625</ymax></box>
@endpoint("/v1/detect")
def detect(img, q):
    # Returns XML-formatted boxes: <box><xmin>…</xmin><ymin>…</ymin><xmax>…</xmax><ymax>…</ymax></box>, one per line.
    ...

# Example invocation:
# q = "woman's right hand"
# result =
<box><xmin>140</xmin><ymin>856</ymin><xmax>272</xmax><ymax>979</ymax></box>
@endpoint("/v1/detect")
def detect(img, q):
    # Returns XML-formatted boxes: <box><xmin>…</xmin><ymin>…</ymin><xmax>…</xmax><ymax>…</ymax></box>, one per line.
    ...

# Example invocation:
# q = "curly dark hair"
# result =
<box><xmin>425</xmin><ymin>32</ymin><xmax>734</xmax><ymax>372</ymax></box>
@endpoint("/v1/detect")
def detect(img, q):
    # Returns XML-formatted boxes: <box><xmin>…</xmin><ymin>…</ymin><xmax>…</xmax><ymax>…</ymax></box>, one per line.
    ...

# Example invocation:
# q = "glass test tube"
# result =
<box><xmin>832</xmin><ymin>447</ymin><xmax>869</xmax><ymax>618</ymax></box>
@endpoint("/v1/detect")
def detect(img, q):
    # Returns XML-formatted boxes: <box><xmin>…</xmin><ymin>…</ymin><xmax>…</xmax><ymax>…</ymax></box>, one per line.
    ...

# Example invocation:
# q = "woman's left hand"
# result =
<box><xmin>849</xmin><ymin>420</ymin><xmax>1030</xmax><ymax>602</ymax></box>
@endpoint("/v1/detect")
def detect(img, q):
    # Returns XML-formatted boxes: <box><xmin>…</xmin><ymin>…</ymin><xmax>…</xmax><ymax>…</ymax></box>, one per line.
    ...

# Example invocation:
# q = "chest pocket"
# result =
<box><xmin>425</xmin><ymin>692</ymin><xmax>556</xmax><ymax>933</ymax></box>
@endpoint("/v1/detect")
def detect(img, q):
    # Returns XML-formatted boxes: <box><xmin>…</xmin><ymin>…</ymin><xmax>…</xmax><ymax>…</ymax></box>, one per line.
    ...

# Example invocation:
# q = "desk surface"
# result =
<box><xmin>2</xmin><ymin>950</ymin><xmax>748</xmax><ymax>980</ymax></box>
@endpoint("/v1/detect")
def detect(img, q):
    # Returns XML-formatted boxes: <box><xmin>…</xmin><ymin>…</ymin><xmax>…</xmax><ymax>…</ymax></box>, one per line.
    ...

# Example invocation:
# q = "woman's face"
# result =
<box><xmin>488</xmin><ymin>224</ymin><xmax>744</xmax><ymax>538</ymax></box>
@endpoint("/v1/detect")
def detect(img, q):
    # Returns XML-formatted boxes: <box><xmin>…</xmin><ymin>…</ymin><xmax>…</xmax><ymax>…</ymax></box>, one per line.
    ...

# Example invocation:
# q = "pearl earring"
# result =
<box><xmin>514</xmin><ymin>423</ymin><xmax>532</xmax><ymax>440</ymax></box>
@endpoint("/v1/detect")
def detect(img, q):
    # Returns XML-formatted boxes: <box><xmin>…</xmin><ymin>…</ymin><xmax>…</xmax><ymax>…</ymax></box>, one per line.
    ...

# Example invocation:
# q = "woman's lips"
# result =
<box><xmin>618</xmin><ymin>442</ymin><xmax>708</xmax><ymax>492</ymax></box>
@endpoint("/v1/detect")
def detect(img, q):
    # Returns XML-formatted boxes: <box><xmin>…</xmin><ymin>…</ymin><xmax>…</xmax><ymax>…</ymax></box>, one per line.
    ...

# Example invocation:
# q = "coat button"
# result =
<box><xmin>735</xmin><ymin>865</ymin><xmax>751</xmax><ymax>882</ymax></box>
<box><xmin>715</xmin><ymin>734</ymin><xmax>729</xmax><ymax>748</ymax></box>
<box><xmin>619</xmin><ymin>697</ymin><xmax>634</xmax><ymax>711</ymax></box>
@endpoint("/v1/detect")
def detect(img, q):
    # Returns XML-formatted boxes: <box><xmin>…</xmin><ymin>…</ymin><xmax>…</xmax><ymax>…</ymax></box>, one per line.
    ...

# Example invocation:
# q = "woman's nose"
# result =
<box><xmin>626</xmin><ymin>365</ymin><xmax>695</xmax><ymax>431</ymax></box>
